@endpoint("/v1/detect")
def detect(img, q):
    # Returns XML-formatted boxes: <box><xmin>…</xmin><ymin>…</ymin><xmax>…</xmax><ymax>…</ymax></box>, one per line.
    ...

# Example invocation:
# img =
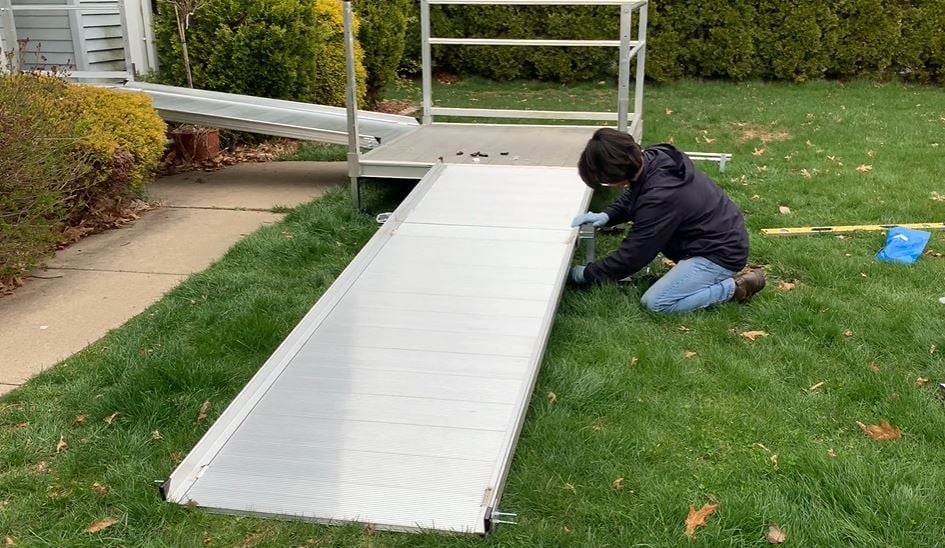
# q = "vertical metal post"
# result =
<box><xmin>579</xmin><ymin>225</ymin><xmax>596</xmax><ymax>263</ymax></box>
<box><xmin>0</xmin><ymin>0</ymin><xmax>18</xmax><ymax>72</ymax></box>
<box><xmin>342</xmin><ymin>0</ymin><xmax>362</xmax><ymax>210</ymax></box>
<box><xmin>117</xmin><ymin>0</ymin><xmax>135</xmax><ymax>79</ymax></box>
<box><xmin>66</xmin><ymin>0</ymin><xmax>89</xmax><ymax>72</ymax></box>
<box><xmin>616</xmin><ymin>3</ymin><xmax>631</xmax><ymax>133</ymax></box>
<box><xmin>420</xmin><ymin>0</ymin><xmax>432</xmax><ymax>125</ymax></box>
<box><xmin>632</xmin><ymin>1</ymin><xmax>648</xmax><ymax>141</ymax></box>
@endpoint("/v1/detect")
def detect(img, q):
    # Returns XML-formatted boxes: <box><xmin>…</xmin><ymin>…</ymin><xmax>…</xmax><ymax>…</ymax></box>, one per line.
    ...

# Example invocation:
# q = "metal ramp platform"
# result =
<box><xmin>163</xmin><ymin>163</ymin><xmax>591</xmax><ymax>533</ymax></box>
<box><xmin>124</xmin><ymin>82</ymin><xmax>419</xmax><ymax>148</ymax></box>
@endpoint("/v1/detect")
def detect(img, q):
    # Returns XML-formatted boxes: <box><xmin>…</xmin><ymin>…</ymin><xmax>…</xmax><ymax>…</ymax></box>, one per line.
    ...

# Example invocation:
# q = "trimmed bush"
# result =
<box><xmin>0</xmin><ymin>75</ymin><xmax>165</xmax><ymax>290</ymax></box>
<box><xmin>398</xmin><ymin>0</ymin><xmax>945</xmax><ymax>84</ymax></box>
<box><xmin>357</xmin><ymin>0</ymin><xmax>410</xmax><ymax>104</ymax></box>
<box><xmin>155</xmin><ymin>0</ymin><xmax>366</xmax><ymax>107</ymax></box>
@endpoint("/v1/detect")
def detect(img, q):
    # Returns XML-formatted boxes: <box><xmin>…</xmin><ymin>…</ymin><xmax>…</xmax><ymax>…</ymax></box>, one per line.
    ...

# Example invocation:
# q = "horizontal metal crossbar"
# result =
<box><xmin>762</xmin><ymin>222</ymin><xmax>945</xmax><ymax>236</ymax></box>
<box><xmin>428</xmin><ymin>0</ymin><xmax>647</xmax><ymax>6</ymax></box>
<box><xmin>431</xmin><ymin>107</ymin><xmax>620</xmax><ymax>121</ymax></box>
<box><xmin>429</xmin><ymin>37</ymin><xmax>630</xmax><ymax>47</ymax></box>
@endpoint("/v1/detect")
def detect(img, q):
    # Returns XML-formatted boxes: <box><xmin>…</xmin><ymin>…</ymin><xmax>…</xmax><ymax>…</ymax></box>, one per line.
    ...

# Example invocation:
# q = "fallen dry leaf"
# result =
<box><xmin>91</xmin><ymin>482</ymin><xmax>108</xmax><ymax>496</ymax></box>
<box><xmin>809</xmin><ymin>381</ymin><xmax>825</xmax><ymax>392</ymax></box>
<box><xmin>828</xmin><ymin>448</ymin><xmax>837</xmax><ymax>458</ymax></box>
<box><xmin>751</xmin><ymin>194</ymin><xmax>761</xmax><ymax>200</ymax></box>
<box><xmin>916</xmin><ymin>377</ymin><xmax>930</xmax><ymax>386</ymax></box>
<box><xmin>4</xmin><ymin>536</ymin><xmax>13</xmax><ymax>545</ymax></box>
<box><xmin>800</xmin><ymin>169</ymin><xmax>812</xmax><ymax>178</ymax></box>
<box><xmin>740</xmin><ymin>330</ymin><xmax>770</xmax><ymax>342</ymax></box>
<box><xmin>843</xmin><ymin>330</ymin><xmax>854</xmax><ymax>337</ymax></box>
<box><xmin>70</xmin><ymin>415</ymin><xmax>87</xmax><ymax>428</ymax></box>
<box><xmin>103</xmin><ymin>412</ymin><xmax>118</xmax><ymax>425</ymax></box>
<box><xmin>564</xmin><ymin>482</ymin><xmax>576</xmax><ymax>493</ymax></box>
<box><xmin>769</xmin><ymin>454</ymin><xmax>779</xmax><ymax>467</ymax></box>
<box><xmin>777</xmin><ymin>280</ymin><xmax>796</xmax><ymax>292</ymax></box>
<box><xmin>678</xmin><ymin>325</ymin><xmax>691</xmax><ymax>332</ymax></box>
<box><xmin>629</xmin><ymin>357</ymin><xmax>639</xmax><ymax>369</ymax></box>
<box><xmin>753</xmin><ymin>147</ymin><xmax>766</xmax><ymax>156</ymax></box>
<box><xmin>665</xmin><ymin>108</ymin><xmax>673</xmax><ymax>115</ymax></box>
<box><xmin>85</xmin><ymin>517</ymin><xmax>117</xmax><ymax>534</ymax></box>
<box><xmin>14</xmin><ymin>422</ymin><xmax>28</xmax><ymax>430</ymax></box>
<box><xmin>684</xmin><ymin>351</ymin><xmax>697</xmax><ymax>360</ymax></box>
<box><xmin>55</xmin><ymin>436</ymin><xmax>67</xmax><ymax>454</ymax></box>
<box><xmin>931</xmin><ymin>344</ymin><xmax>938</xmax><ymax>355</ymax></box>
<box><xmin>151</xmin><ymin>430</ymin><xmax>163</xmax><ymax>440</ymax></box>
<box><xmin>662</xmin><ymin>258</ymin><xmax>676</xmax><ymax>268</ymax></box>
<box><xmin>547</xmin><ymin>392</ymin><xmax>557</xmax><ymax>404</ymax></box>
<box><xmin>930</xmin><ymin>192</ymin><xmax>945</xmax><ymax>202</ymax></box>
<box><xmin>753</xmin><ymin>442</ymin><xmax>771</xmax><ymax>453</ymax></box>
<box><xmin>868</xmin><ymin>363</ymin><xmax>880</xmax><ymax>373</ymax></box>
<box><xmin>778</xmin><ymin>206</ymin><xmax>792</xmax><ymax>215</ymax></box>
<box><xmin>33</xmin><ymin>461</ymin><xmax>49</xmax><ymax>474</ymax></box>
<box><xmin>613</xmin><ymin>477</ymin><xmax>625</xmax><ymax>491</ymax></box>
<box><xmin>857</xmin><ymin>420</ymin><xmax>902</xmax><ymax>441</ymax></box>
<box><xmin>685</xmin><ymin>503</ymin><xmax>718</xmax><ymax>538</ymax></box>
<box><xmin>170</xmin><ymin>451</ymin><xmax>186</xmax><ymax>464</ymax></box>
<box><xmin>766</xmin><ymin>524</ymin><xmax>787</xmax><ymax>544</ymax></box>
<box><xmin>867</xmin><ymin>149</ymin><xmax>876</xmax><ymax>158</ymax></box>
<box><xmin>196</xmin><ymin>400</ymin><xmax>211</xmax><ymax>424</ymax></box>
<box><xmin>856</xmin><ymin>164</ymin><xmax>873</xmax><ymax>173</ymax></box>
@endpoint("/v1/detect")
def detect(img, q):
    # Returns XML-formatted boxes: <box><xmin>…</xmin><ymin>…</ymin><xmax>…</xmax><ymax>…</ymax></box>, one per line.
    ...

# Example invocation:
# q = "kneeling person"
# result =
<box><xmin>571</xmin><ymin>128</ymin><xmax>765</xmax><ymax>313</ymax></box>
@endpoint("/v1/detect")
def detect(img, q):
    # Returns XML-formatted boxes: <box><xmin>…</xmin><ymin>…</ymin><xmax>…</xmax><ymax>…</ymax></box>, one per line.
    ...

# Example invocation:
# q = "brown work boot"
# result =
<box><xmin>733</xmin><ymin>268</ymin><xmax>766</xmax><ymax>302</ymax></box>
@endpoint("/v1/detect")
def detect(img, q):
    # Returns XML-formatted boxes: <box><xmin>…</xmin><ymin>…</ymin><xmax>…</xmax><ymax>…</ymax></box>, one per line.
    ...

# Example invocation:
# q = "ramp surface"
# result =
<box><xmin>125</xmin><ymin>82</ymin><xmax>418</xmax><ymax>147</ymax></box>
<box><xmin>164</xmin><ymin>164</ymin><xmax>591</xmax><ymax>534</ymax></box>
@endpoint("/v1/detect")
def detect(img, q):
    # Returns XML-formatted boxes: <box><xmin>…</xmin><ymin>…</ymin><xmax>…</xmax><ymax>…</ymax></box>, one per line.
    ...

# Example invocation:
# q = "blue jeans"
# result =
<box><xmin>640</xmin><ymin>257</ymin><xmax>737</xmax><ymax>313</ymax></box>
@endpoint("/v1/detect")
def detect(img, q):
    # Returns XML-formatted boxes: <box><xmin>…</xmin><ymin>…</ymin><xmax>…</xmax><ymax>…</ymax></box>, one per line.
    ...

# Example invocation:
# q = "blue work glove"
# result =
<box><xmin>571</xmin><ymin>211</ymin><xmax>609</xmax><ymax>228</ymax></box>
<box><xmin>570</xmin><ymin>265</ymin><xmax>587</xmax><ymax>284</ymax></box>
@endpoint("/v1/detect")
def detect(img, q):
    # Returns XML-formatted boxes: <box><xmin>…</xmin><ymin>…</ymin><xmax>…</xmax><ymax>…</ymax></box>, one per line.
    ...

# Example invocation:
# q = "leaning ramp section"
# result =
<box><xmin>162</xmin><ymin>164</ymin><xmax>591</xmax><ymax>534</ymax></box>
<box><xmin>125</xmin><ymin>82</ymin><xmax>418</xmax><ymax>148</ymax></box>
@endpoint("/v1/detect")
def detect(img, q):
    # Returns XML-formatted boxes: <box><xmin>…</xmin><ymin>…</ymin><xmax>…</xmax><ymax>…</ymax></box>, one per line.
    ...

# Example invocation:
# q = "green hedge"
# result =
<box><xmin>357</xmin><ymin>0</ymin><xmax>410</xmax><ymax>104</ymax></box>
<box><xmin>154</xmin><ymin>0</ymin><xmax>366</xmax><ymax>106</ymax></box>
<box><xmin>399</xmin><ymin>0</ymin><xmax>945</xmax><ymax>84</ymax></box>
<box><xmin>0</xmin><ymin>75</ymin><xmax>165</xmax><ymax>290</ymax></box>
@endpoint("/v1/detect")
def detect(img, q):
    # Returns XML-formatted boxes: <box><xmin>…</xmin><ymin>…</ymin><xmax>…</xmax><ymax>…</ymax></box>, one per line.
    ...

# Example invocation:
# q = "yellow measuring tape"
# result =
<box><xmin>761</xmin><ymin>222</ymin><xmax>945</xmax><ymax>236</ymax></box>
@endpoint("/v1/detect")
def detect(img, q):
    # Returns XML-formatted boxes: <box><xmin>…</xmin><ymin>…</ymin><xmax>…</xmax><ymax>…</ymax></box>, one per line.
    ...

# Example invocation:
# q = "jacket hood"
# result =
<box><xmin>640</xmin><ymin>144</ymin><xmax>694</xmax><ymax>189</ymax></box>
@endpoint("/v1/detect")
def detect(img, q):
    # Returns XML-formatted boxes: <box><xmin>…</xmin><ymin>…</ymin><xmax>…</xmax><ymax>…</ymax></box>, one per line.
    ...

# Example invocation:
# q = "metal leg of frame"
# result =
<box><xmin>579</xmin><ymin>225</ymin><xmax>596</xmax><ymax>263</ymax></box>
<box><xmin>350</xmin><ymin>176</ymin><xmax>361</xmax><ymax>211</ymax></box>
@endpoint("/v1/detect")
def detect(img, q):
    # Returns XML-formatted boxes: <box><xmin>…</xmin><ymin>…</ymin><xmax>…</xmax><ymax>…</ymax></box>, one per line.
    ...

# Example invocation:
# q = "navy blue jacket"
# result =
<box><xmin>583</xmin><ymin>144</ymin><xmax>749</xmax><ymax>283</ymax></box>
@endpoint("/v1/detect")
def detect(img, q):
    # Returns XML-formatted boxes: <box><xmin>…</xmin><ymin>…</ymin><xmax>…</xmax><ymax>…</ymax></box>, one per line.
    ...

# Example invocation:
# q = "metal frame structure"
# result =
<box><xmin>0</xmin><ymin>0</ymin><xmax>133</xmax><ymax>80</ymax></box>
<box><xmin>344</xmin><ymin>0</ymin><xmax>650</xmax><ymax>208</ymax></box>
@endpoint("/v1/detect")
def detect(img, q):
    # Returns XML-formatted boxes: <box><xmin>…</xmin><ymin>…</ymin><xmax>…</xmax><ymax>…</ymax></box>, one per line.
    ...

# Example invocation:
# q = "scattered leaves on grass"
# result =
<box><xmin>685</xmin><ymin>503</ymin><xmax>718</xmax><ymax>538</ymax></box>
<box><xmin>868</xmin><ymin>363</ymin><xmax>881</xmax><ymax>373</ymax></box>
<box><xmin>629</xmin><ymin>357</ymin><xmax>639</xmax><ymax>369</ymax></box>
<box><xmin>55</xmin><ymin>436</ymin><xmax>67</xmax><ymax>454</ymax></box>
<box><xmin>777</xmin><ymin>280</ymin><xmax>796</xmax><ymax>291</ymax></box>
<box><xmin>766</xmin><ymin>524</ymin><xmax>787</xmax><ymax>544</ymax></box>
<box><xmin>800</xmin><ymin>169</ymin><xmax>812</xmax><ymax>178</ymax></box>
<box><xmin>931</xmin><ymin>192</ymin><xmax>945</xmax><ymax>202</ymax></box>
<box><xmin>85</xmin><ymin>517</ymin><xmax>117</xmax><ymax>534</ymax></box>
<box><xmin>809</xmin><ymin>381</ymin><xmax>825</xmax><ymax>392</ymax></box>
<box><xmin>684</xmin><ymin>351</ymin><xmax>697</xmax><ymax>359</ymax></box>
<box><xmin>843</xmin><ymin>330</ymin><xmax>854</xmax><ymax>337</ymax></box>
<box><xmin>753</xmin><ymin>147</ymin><xmax>766</xmax><ymax>156</ymax></box>
<box><xmin>917</xmin><ymin>377</ymin><xmax>930</xmax><ymax>386</ymax></box>
<box><xmin>103</xmin><ymin>412</ymin><xmax>118</xmax><ymax>425</ymax></box>
<box><xmin>613</xmin><ymin>477</ymin><xmax>625</xmax><ymax>491</ymax></box>
<box><xmin>196</xmin><ymin>400</ymin><xmax>211</xmax><ymax>424</ymax></box>
<box><xmin>91</xmin><ymin>482</ymin><xmax>108</xmax><ymax>496</ymax></box>
<box><xmin>547</xmin><ymin>392</ymin><xmax>557</xmax><ymax>404</ymax></box>
<box><xmin>740</xmin><ymin>330</ymin><xmax>769</xmax><ymax>341</ymax></box>
<box><xmin>70</xmin><ymin>415</ymin><xmax>86</xmax><ymax>427</ymax></box>
<box><xmin>778</xmin><ymin>206</ymin><xmax>792</xmax><ymax>215</ymax></box>
<box><xmin>151</xmin><ymin>430</ymin><xmax>163</xmax><ymax>441</ymax></box>
<box><xmin>737</xmin><ymin>125</ymin><xmax>792</xmax><ymax>143</ymax></box>
<box><xmin>857</xmin><ymin>420</ymin><xmax>902</xmax><ymax>441</ymax></box>
<box><xmin>856</xmin><ymin>164</ymin><xmax>873</xmax><ymax>173</ymax></box>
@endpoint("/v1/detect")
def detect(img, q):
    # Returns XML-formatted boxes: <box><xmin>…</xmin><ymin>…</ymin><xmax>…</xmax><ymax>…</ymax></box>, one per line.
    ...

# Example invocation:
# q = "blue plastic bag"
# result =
<box><xmin>875</xmin><ymin>226</ymin><xmax>931</xmax><ymax>264</ymax></box>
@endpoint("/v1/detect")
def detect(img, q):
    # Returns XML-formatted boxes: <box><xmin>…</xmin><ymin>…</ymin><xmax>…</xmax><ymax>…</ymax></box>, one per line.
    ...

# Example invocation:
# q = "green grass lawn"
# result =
<box><xmin>2</xmin><ymin>77</ymin><xmax>945</xmax><ymax>547</ymax></box>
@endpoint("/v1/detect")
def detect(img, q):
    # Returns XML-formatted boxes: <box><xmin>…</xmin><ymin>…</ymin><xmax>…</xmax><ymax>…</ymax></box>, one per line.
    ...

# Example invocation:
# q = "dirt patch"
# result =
<box><xmin>374</xmin><ymin>99</ymin><xmax>418</xmax><ymax>116</ymax></box>
<box><xmin>734</xmin><ymin>123</ymin><xmax>793</xmax><ymax>144</ymax></box>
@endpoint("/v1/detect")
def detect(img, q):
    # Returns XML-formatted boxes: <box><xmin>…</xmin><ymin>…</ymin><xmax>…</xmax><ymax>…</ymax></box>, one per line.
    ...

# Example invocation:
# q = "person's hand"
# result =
<box><xmin>570</xmin><ymin>265</ymin><xmax>587</xmax><ymax>284</ymax></box>
<box><xmin>571</xmin><ymin>211</ymin><xmax>609</xmax><ymax>228</ymax></box>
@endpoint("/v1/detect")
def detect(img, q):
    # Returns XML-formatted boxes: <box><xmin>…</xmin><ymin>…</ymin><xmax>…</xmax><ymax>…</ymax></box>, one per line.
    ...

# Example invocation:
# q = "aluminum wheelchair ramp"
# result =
<box><xmin>124</xmin><ymin>82</ymin><xmax>418</xmax><ymax>147</ymax></box>
<box><xmin>163</xmin><ymin>164</ymin><xmax>592</xmax><ymax>534</ymax></box>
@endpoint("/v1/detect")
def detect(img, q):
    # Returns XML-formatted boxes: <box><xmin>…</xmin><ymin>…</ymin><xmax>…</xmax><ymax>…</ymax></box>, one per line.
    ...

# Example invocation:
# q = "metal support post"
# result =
<box><xmin>616</xmin><ymin>3</ymin><xmax>631</xmax><ymax>133</ymax></box>
<box><xmin>420</xmin><ymin>0</ymin><xmax>433</xmax><ymax>125</ymax></box>
<box><xmin>116</xmin><ymin>0</ymin><xmax>135</xmax><ymax>79</ymax></box>
<box><xmin>631</xmin><ymin>2</ymin><xmax>647</xmax><ymax>140</ymax></box>
<box><xmin>342</xmin><ymin>0</ymin><xmax>362</xmax><ymax>210</ymax></box>
<box><xmin>579</xmin><ymin>225</ymin><xmax>596</xmax><ymax>263</ymax></box>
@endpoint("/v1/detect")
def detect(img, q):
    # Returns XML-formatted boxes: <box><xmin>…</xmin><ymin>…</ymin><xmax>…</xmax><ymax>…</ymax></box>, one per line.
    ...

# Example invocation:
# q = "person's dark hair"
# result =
<box><xmin>577</xmin><ymin>128</ymin><xmax>644</xmax><ymax>189</ymax></box>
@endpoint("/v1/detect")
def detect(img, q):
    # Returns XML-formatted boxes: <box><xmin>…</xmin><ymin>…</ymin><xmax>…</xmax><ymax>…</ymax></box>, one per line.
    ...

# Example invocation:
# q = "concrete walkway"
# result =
<box><xmin>0</xmin><ymin>161</ymin><xmax>346</xmax><ymax>396</ymax></box>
